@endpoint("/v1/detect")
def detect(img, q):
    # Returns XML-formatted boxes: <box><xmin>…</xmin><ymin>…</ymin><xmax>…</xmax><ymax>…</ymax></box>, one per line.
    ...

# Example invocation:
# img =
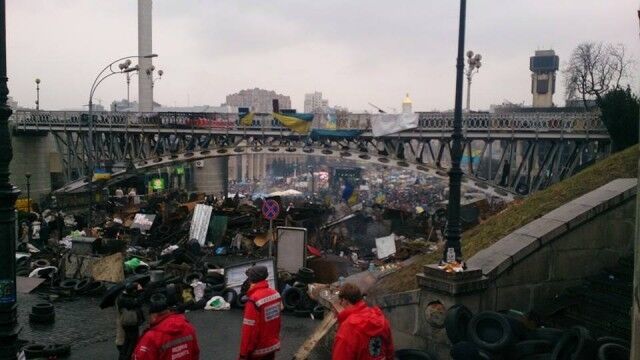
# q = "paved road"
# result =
<box><xmin>18</xmin><ymin>293</ymin><xmax>320</xmax><ymax>360</ymax></box>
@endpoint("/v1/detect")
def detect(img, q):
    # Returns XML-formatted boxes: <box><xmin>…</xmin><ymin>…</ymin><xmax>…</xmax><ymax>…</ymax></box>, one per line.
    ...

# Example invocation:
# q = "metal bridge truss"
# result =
<box><xmin>11</xmin><ymin>110</ymin><xmax>609</xmax><ymax>197</ymax></box>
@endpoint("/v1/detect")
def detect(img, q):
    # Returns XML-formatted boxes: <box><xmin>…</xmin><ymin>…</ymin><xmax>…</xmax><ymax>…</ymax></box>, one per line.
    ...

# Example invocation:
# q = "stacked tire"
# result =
<box><xmin>22</xmin><ymin>343</ymin><xmax>70</xmax><ymax>359</ymax></box>
<box><xmin>29</xmin><ymin>303</ymin><xmax>55</xmax><ymax>325</ymax></box>
<box><xmin>444</xmin><ymin>305</ymin><xmax>631</xmax><ymax>359</ymax></box>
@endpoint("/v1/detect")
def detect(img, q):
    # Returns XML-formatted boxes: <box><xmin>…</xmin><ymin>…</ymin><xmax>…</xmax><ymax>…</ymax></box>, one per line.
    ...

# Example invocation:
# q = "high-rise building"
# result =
<box><xmin>225</xmin><ymin>88</ymin><xmax>291</xmax><ymax>113</ymax></box>
<box><xmin>530</xmin><ymin>50</ymin><xmax>559</xmax><ymax>108</ymax></box>
<box><xmin>304</xmin><ymin>91</ymin><xmax>329</xmax><ymax>113</ymax></box>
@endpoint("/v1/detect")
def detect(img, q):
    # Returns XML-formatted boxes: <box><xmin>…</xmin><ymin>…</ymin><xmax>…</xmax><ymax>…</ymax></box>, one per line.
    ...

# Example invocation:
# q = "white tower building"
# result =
<box><xmin>138</xmin><ymin>0</ymin><xmax>154</xmax><ymax>112</ymax></box>
<box><xmin>402</xmin><ymin>93</ymin><xmax>413</xmax><ymax>114</ymax></box>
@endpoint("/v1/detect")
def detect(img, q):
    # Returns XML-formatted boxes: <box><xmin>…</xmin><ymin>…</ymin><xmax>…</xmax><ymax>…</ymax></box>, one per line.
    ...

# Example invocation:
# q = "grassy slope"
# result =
<box><xmin>369</xmin><ymin>145</ymin><xmax>639</xmax><ymax>296</ymax></box>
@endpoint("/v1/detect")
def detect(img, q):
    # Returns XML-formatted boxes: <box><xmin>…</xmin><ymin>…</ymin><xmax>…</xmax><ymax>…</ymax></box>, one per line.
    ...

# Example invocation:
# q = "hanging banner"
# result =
<box><xmin>189</xmin><ymin>204</ymin><xmax>213</xmax><ymax>245</ymax></box>
<box><xmin>371</xmin><ymin>112</ymin><xmax>419</xmax><ymax>137</ymax></box>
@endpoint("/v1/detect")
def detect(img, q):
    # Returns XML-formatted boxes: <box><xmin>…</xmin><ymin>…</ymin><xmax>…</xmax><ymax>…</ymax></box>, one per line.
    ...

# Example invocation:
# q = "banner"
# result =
<box><xmin>371</xmin><ymin>112</ymin><xmax>419</xmax><ymax>137</ymax></box>
<box><xmin>240</xmin><ymin>112</ymin><xmax>255</xmax><ymax>126</ymax></box>
<box><xmin>272</xmin><ymin>113</ymin><xmax>313</xmax><ymax>134</ymax></box>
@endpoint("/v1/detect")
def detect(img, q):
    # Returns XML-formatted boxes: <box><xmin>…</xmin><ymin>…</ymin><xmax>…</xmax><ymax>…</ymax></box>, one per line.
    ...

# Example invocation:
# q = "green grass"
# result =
<box><xmin>369</xmin><ymin>145</ymin><xmax>639</xmax><ymax>296</ymax></box>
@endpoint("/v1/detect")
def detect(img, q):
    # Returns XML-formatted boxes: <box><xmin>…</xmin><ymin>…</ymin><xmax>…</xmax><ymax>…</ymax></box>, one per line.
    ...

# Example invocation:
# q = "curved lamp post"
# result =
<box><xmin>86</xmin><ymin>53</ymin><xmax>157</xmax><ymax>227</ymax></box>
<box><xmin>465</xmin><ymin>51</ymin><xmax>482</xmax><ymax>112</ymax></box>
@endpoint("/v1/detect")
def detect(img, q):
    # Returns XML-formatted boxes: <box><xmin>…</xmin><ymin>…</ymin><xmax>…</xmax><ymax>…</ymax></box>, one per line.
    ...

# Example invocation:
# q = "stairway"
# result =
<box><xmin>542</xmin><ymin>256</ymin><xmax>634</xmax><ymax>340</ymax></box>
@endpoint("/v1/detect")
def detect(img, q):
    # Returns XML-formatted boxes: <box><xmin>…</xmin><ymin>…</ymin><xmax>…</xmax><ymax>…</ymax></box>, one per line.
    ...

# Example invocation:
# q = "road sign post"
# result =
<box><xmin>261</xmin><ymin>199</ymin><xmax>280</xmax><ymax>258</ymax></box>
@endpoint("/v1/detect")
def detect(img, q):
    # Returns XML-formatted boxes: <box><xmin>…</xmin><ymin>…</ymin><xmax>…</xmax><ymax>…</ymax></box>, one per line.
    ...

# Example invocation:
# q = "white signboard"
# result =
<box><xmin>375</xmin><ymin>233</ymin><xmax>397</xmax><ymax>259</ymax></box>
<box><xmin>277</xmin><ymin>227</ymin><xmax>307</xmax><ymax>274</ymax></box>
<box><xmin>224</xmin><ymin>258</ymin><xmax>276</xmax><ymax>294</ymax></box>
<box><xmin>189</xmin><ymin>204</ymin><xmax>213</xmax><ymax>245</ymax></box>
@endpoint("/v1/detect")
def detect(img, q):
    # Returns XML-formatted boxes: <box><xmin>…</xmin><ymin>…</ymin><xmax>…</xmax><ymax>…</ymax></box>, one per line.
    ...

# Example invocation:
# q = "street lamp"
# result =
<box><xmin>0</xmin><ymin>2</ymin><xmax>22</xmax><ymax>358</ymax></box>
<box><xmin>86</xmin><ymin>53</ymin><xmax>157</xmax><ymax>227</ymax></box>
<box><xmin>25</xmin><ymin>173</ymin><xmax>30</xmax><ymax>212</ymax></box>
<box><xmin>150</xmin><ymin>68</ymin><xmax>163</xmax><ymax>90</ymax></box>
<box><xmin>442</xmin><ymin>0</ymin><xmax>468</xmax><ymax>264</ymax></box>
<box><xmin>465</xmin><ymin>50</ymin><xmax>482</xmax><ymax>112</ymax></box>
<box><xmin>34</xmin><ymin>78</ymin><xmax>40</xmax><ymax>111</ymax></box>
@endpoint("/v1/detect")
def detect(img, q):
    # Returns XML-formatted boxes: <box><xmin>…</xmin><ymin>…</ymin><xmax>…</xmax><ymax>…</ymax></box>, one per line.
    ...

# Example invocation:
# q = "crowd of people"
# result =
<box><xmin>114</xmin><ymin>265</ymin><xmax>395</xmax><ymax>360</ymax></box>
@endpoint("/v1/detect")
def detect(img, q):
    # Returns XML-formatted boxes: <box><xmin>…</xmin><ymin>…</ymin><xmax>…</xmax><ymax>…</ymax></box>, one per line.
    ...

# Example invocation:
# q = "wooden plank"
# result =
<box><xmin>292</xmin><ymin>311</ymin><xmax>337</xmax><ymax>360</ymax></box>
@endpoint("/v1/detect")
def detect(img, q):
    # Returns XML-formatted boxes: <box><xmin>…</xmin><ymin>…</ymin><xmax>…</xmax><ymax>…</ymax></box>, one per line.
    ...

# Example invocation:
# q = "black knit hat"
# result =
<box><xmin>245</xmin><ymin>265</ymin><xmax>268</xmax><ymax>283</ymax></box>
<box><xmin>149</xmin><ymin>293</ymin><xmax>168</xmax><ymax>314</ymax></box>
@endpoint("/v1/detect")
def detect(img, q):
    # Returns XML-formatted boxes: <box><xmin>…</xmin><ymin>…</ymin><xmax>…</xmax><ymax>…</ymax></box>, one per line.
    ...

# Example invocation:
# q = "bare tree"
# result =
<box><xmin>563</xmin><ymin>42</ymin><xmax>633</xmax><ymax>108</ymax></box>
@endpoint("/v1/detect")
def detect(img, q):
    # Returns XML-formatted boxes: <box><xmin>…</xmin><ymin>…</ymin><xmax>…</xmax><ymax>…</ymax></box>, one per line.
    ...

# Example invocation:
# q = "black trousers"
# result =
<box><xmin>118</xmin><ymin>327</ymin><xmax>139</xmax><ymax>360</ymax></box>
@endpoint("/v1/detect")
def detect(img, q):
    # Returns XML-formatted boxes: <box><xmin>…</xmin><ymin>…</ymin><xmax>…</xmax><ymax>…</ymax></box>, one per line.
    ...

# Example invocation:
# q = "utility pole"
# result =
<box><xmin>0</xmin><ymin>1</ymin><xmax>21</xmax><ymax>358</ymax></box>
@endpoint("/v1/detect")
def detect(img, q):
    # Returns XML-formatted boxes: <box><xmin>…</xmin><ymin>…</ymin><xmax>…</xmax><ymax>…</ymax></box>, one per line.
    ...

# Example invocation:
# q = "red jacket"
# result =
<box><xmin>133</xmin><ymin>312</ymin><xmax>200</xmax><ymax>360</ymax></box>
<box><xmin>333</xmin><ymin>300</ymin><xmax>394</xmax><ymax>360</ymax></box>
<box><xmin>239</xmin><ymin>280</ymin><xmax>282</xmax><ymax>359</ymax></box>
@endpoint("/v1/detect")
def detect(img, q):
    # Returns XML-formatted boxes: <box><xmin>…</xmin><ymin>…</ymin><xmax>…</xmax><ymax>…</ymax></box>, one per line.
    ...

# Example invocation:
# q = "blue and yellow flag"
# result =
<box><xmin>240</xmin><ymin>112</ymin><xmax>255</xmax><ymax>126</ymax></box>
<box><xmin>272</xmin><ymin>113</ymin><xmax>313</xmax><ymax>134</ymax></box>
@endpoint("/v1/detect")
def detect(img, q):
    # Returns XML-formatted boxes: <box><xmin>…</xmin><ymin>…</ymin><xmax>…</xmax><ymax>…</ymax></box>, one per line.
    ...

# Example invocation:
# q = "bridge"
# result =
<box><xmin>11</xmin><ymin>110</ymin><xmax>609</xmax><ymax>200</ymax></box>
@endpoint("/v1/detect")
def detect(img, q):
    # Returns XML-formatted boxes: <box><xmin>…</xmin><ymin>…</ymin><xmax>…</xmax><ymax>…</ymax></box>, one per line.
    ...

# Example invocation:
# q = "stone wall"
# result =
<box><xmin>373</xmin><ymin>178</ymin><xmax>637</xmax><ymax>358</ymax></box>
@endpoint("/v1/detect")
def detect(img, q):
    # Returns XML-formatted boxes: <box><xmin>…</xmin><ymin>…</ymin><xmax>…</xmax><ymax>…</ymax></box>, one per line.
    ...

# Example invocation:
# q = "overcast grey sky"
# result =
<box><xmin>6</xmin><ymin>1</ymin><xmax>639</xmax><ymax>112</ymax></box>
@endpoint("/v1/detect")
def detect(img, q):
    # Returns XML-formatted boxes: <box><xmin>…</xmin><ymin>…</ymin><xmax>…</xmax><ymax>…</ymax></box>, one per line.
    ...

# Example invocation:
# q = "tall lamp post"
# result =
<box><xmin>34</xmin><ymin>78</ymin><xmax>40</xmax><ymax>111</ymax></box>
<box><xmin>465</xmin><ymin>51</ymin><xmax>482</xmax><ymax>112</ymax></box>
<box><xmin>86</xmin><ymin>54</ymin><xmax>157</xmax><ymax>227</ymax></box>
<box><xmin>24</xmin><ymin>173</ymin><xmax>30</xmax><ymax>212</ymax></box>
<box><xmin>442</xmin><ymin>0</ymin><xmax>468</xmax><ymax>264</ymax></box>
<box><xmin>0</xmin><ymin>1</ymin><xmax>22</xmax><ymax>358</ymax></box>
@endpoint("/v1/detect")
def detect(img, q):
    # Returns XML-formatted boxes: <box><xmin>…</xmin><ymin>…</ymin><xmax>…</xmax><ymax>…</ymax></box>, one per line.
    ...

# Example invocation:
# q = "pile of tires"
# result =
<box><xmin>22</xmin><ymin>343</ymin><xmax>70</xmax><ymax>359</ymax></box>
<box><xmin>445</xmin><ymin>305</ymin><xmax>631</xmax><ymax>359</ymax></box>
<box><xmin>29</xmin><ymin>302</ymin><xmax>55</xmax><ymax>325</ymax></box>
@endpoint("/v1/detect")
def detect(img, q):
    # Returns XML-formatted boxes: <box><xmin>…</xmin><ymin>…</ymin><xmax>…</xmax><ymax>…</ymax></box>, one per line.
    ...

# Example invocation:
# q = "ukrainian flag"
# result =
<box><xmin>272</xmin><ymin>113</ymin><xmax>314</xmax><ymax>134</ymax></box>
<box><xmin>240</xmin><ymin>112</ymin><xmax>255</xmax><ymax>126</ymax></box>
<box><xmin>92</xmin><ymin>168</ymin><xmax>111</xmax><ymax>181</ymax></box>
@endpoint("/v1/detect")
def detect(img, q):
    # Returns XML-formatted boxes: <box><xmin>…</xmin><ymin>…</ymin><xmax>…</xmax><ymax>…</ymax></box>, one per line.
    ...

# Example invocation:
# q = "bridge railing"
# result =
<box><xmin>10</xmin><ymin>109</ymin><xmax>606</xmax><ymax>134</ymax></box>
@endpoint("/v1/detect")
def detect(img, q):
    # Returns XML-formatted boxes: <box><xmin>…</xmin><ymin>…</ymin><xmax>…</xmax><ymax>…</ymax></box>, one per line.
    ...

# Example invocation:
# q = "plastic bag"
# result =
<box><xmin>204</xmin><ymin>295</ymin><xmax>230</xmax><ymax>311</ymax></box>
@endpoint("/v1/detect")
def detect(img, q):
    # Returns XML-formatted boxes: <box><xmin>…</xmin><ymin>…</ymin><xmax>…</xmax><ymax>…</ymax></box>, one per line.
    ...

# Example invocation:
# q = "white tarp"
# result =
<box><xmin>375</xmin><ymin>233</ymin><xmax>397</xmax><ymax>259</ymax></box>
<box><xmin>189</xmin><ymin>204</ymin><xmax>213</xmax><ymax>245</ymax></box>
<box><xmin>371</xmin><ymin>113</ymin><xmax>419</xmax><ymax>137</ymax></box>
<box><xmin>277</xmin><ymin>227</ymin><xmax>307</xmax><ymax>274</ymax></box>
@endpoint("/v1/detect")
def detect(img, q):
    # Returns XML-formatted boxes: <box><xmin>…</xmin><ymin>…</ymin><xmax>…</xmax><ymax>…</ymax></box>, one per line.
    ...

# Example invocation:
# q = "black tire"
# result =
<box><xmin>183</xmin><ymin>272</ymin><xmax>203</xmax><ymax>286</ymax></box>
<box><xmin>445</xmin><ymin>304</ymin><xmax>473</xmax><ymax>345</ymax></box>
<box><xmin>550</xmin><ymin>326</ymin><xmax>595</xmax><ymax>360</ymax></box>
<box><xmin>31</xmin><ymin>303</ymin><xmax>54</xmax><ymax>315</ymax></box>
<box><xmin>312</xmin><ymin>305</ymin><xmax>327</xmax><ymax>320</ymax></box>
<box><xmin>203</xmin><ymin>272</ymin><xmax>225</xmax><ymax>286</ymax></box>
<box><xmin>597</xmin><ymin>343</ymin><xmax>629</xmax><ymax>360</ymax></box>
<box><xmin>282</xmin><ymin>286</ymin><xmax>304</xmax><ymax>311</ymax></box>
<box><xmin>527</xmin><ymin>328</ymin><xmax>565</xmax><ymax>345</ymax></box>
<box><xmin>395</xmin><ymin>348</ymin><xmax>437</xmax><ymax>360</ymax></box>
<box><xmin>29</xmin><ymin>312</ymin><xmax>55</xmax><ymax>324</ymax></box>
<box><xmin>467</xmin><ymin>311</ymin><xmax>515</xmax><ymax>352</ymax></box>
<box><xmin>521</xmin><ymin>355</ymin><xmax>552</xmax><ymax>360</ymax></box>
<box><xmin>133</xmin><ymin>264</ymin><xmax>150</xmax><ymax>275</ymax></box>
<box><xmin>221</xmin><ymin>288</ymin><xmax>238</xmax><ymax>306</ymax></box>
<box><xmin>297</xmin><ymin>267</ymin><xmax>315</xmax><ymax>283</ymax></box>
<box><xmin>596</xmin><ymin>336</ymin><xmax>630</xmax><ymax>349</ymax></box>
<box><xmin>16</xmin><ymin>268</ymin><xmax>30</xmax><ymax>277</ymax></box>
<box><xmin>44</xmin><ymin>343</ymin><xmax>71</xmax><ymax>357</ymax></box>
<box><xmin>235</xmin><ymin>294</ymin><xmax>248</xmax><ymax>308</ymax></box>
<box><xmin>74</xmin><ymin>278</ymin><xmax>92</xmax><ymax>294</ymax></box>
<box><xmin>84</xmin><ymin>281</ymin><xmax>106</xmax><ymax>296</ymax></box>
<box><xmin>208</xmin><ymin>283</ymin><xmax>225</xmax><ymax>292</ymax></box>
<box><xmin>59</xmin><ymin>279</ymin><xmax>79</xmax><ymax>290</ymax></box>
<box><xmin>23</xmin><ymin>344</ymin><xmax>46</xmax><ymax>359</ymax></box>
<box><xmin>511</xmin><ymin>340</ymin><xmax>554</xmax><ymax>359</ymax></box>
<box><xmin>33</xmin><ymin>259</ymin><xmax>50</xmax><ymax>268</ymax></box>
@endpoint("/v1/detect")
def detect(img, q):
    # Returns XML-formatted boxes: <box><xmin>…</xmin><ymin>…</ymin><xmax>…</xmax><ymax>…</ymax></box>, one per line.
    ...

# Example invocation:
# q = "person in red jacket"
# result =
<box><xmin>238</xmin><ymin>265</ymin><xmax>282</xmax><ymax>360</ymax></box>
<box><xmin>332</xmin><ymin>283</ymin><xmax>394</xmax><ymax>360</ymax></box>
<box><xmin>133</xmin><ymin>293</ymin><xmax>200</xmax><ymax>360</ymax></box>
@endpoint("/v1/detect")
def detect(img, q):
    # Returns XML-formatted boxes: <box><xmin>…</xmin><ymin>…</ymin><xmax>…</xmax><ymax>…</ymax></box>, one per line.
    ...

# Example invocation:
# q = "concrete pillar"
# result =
<box><xmin>10</xmin><ymin>134</ymin><xmax>59</xmax><ymax>202</ymax></box>
<box><xmin>138</xmin><ymin>0</ymin><xmax>154</xmax><ymax>112</ymax></box>
<box><xmin>191</xmin><ymin>157</ymin><xmax>228</xmax><ymax>196</ymax></box>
